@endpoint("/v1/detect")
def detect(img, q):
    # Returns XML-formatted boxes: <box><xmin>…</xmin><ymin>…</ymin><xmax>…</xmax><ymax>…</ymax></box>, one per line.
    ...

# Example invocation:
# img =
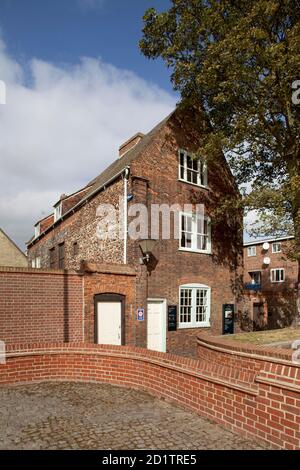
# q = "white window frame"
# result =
<box><xmin>31</xmin><ymin>257</ymin><xmax>41</xmax><ymax>269</ymax></box>
<box><xmin>179</xmin><ymin>283</ymin><xmax>211</xmax><ymax>329</ymax></box>
<box><xmin>247</xmin><ymin>246</ymin><xmax>256</xmax><ymax>257</ymax></box>
<box><xmin>54</xmin><ymin>203</ymin><xmax>62</xmax><ymax>222</ymax></box>
<box><xmin>34</xmin><ymin>223</ymin><xmax>40</xmax><ymax>239</ymax></box>
<box><xmin>272</xmin><ymin>242</ymin><xmax>281</xmax><ymax>253</ymax></box>
<box><xmin>179</xmin><ymin>211</ymin><xmax>212</xmax><ymax>254</ymax></box>
<box><xmin>178</xmin><ymin>149</ymin><xmax>208</xmax><ymax>188</ymax></box>
<box><xmin>270</xmin><ymin>268</ymin><xmax>285</xmax><ymax>283</ymax></box>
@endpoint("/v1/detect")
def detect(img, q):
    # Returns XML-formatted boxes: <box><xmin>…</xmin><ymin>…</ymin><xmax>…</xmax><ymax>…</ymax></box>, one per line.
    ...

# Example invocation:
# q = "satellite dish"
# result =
<box><xmin>263</xmin><ymin>242</ymin><xmax>270</xmax><ymax>251</ymax></box>
<box><xmin>263</xmin><ymin>257</ymin><xmax>271</xmax><ymax>265</ymax></box>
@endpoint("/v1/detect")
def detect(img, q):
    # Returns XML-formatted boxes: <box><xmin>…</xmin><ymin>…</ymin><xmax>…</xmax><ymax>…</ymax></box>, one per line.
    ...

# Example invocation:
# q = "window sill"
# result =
<box><xmin>178</xmin><ymin>323</ymin><xmax>210</xmax><ymax>330</ymax></box>
<box><xmin>179</xmin><ymin>248</ymin><xmax>212</xmax><ymax>255</ymax></box>
<box><xmin>178</xmin><ymin>178</ymin><xmax>209</xmax><ymax>190</ymax></box>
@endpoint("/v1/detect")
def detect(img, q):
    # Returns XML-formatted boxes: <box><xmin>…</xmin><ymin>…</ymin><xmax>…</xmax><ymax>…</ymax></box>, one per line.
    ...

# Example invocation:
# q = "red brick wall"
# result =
<box><xmin>127</xmin><ymin>109</ymin><xmax>242</xmax><ymax>351</ymax></box>
<box><xmin>0</xmin><ymin>336</ymin><xmax>299</xmax><ymax>449</ymax></box>
<box><xmin>82</xmin><ymin>263</ymin><xmax>137</xmax><ymax>345</ymax></box>
<box><xmin>0</xmin><ymin>267</ymin><xmax>84</xmax><ymax>344</ymax></box>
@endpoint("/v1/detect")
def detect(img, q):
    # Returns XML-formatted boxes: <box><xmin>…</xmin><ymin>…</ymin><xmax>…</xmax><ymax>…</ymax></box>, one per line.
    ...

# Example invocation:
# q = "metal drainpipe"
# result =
<box><xmin>123</xmin><ymin>167</ymin><xmax>130</xmax><ymax>264</ymax></box>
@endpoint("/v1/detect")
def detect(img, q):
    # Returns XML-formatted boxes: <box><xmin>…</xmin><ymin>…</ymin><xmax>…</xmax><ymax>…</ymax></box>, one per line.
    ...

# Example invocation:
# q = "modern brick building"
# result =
<box><xmin>0</xmin><ymin>228</ymin><xmax>27</xmax><ymax>268</ymax></box>
<box><xmin>27</xmin><ymin>105</ymin><xmax>242</xmax><ymax>355</ymax></box>
<box><xmin>243</xmin><ymin>236</ymin><xmax>298</xmax><ymax>329</ymax></box>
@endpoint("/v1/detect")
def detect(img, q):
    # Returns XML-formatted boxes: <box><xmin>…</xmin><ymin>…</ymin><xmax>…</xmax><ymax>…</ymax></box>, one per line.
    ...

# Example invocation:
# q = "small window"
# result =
<box><xmin>247</xmin><ymin>246</ymin><xmax>256</xmax><ymax>257</ymax></box>
<box><xmin>34</xmin><ymin>224</ymin><xmax>40</xmax><ymax>238</ymax></box>
<box><xmin>270</xmin><ymin>268</ymin><xmax>285</xmax><ymax>283</ymax></box>
<box><xmin>272</xmin><ymin>242</ymin><xmax>281</xmax><ymax>253</ymax></box>
<box><xmin>54</xmin><ymin>203</ymin><xmax>62</xmax><ymax>222</ymax></box>
<box><xmin>73</xmin><ymin>242</ymin><xmax>79</xmax><ymax>256</ymax></box>
<box><xmin>58</xmin><ymin>243</ymin><xmax>65</xmax><ymax>269</ymax></box>
<box><xmin>49</xmin><ymin>247</ymin><xmax>56</xmax><ymax>269</ymax></box>
<box><xmin>31</xmin><ymin>259</ymin><xmax>36</xmax><ymax>268</ymax></box>
<box><xmin>178</xmin><ymin>150</ymin><xmax>207</xmax><ymax>187</ymax></box>
<box><xmin>180</xmin><ymin>212</ymin><xmax>211</xmax><ymax>253</ymax></box>
<box><xmin>179</xmin><ymin>284</ymin><xmax>211</xmax><ymax>328</ymax></box>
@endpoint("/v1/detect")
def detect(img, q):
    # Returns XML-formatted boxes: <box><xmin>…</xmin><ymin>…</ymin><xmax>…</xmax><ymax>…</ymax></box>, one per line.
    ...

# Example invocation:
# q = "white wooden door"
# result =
<box><xmin>97</xmin><ymin>301</ymin><xmax>122</xmax><ymax>345</ymax></box>
<box><xmin>147</xmin><ymin>300</ymin><xmax>166</xmax><ymax>352</ymax></box>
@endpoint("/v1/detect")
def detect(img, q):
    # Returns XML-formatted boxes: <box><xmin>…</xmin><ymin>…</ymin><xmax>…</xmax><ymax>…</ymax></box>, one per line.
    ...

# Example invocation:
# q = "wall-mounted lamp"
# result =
<box><xmin>139</xmin><ymin>239</ymin><xmax>156</xmax><ymax>264</ymax></box>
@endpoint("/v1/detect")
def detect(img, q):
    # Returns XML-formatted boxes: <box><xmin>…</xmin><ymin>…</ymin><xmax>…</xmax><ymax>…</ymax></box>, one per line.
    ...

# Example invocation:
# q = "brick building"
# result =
<box><xmin>243</xmin><ymin>236</ymin><xmax>298</xmax><ymax>329</ymax></box>
<box><xmin>27</xmin><ymin>105</ymin><xmax>242</xmax><ymax>355</ymax></box>
<box><xmin>0</xmin><ymin>228</ymin><xmax>27</xmax><ymax>268</ymax></box>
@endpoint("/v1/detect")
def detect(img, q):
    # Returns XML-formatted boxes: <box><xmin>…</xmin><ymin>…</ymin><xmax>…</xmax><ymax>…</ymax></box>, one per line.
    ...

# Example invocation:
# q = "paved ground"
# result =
<box><xmin>0</xmin><ymin>382</ymin><xmax>267</xmax><ymax>450</ymax></box>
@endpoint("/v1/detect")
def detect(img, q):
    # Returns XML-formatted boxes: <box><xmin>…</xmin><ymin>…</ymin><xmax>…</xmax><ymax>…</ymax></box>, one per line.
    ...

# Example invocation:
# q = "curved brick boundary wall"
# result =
<box><xmin>0</xmin><ymin>335</ymin><xmax>300</xmax><ymax>449</ymax></box>
<box><xmin>198</xmin><ymin>333</ymin><xmax>300</xmax><ymax>449</ymax></box>
<box><xmin>0</xmin><ymin>336</ymin><xmax>299</xmax><ymax>450</ymax></box>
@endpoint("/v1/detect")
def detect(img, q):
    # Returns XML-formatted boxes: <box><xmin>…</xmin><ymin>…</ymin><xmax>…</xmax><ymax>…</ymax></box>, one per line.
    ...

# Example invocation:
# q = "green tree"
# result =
<box><xmin>140</xmin><ymin>0</ymin><xmax>300</xmax><ymax>318</ymax></box>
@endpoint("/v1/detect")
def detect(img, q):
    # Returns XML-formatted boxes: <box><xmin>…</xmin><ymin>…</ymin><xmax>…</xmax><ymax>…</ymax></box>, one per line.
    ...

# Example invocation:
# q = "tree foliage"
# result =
<box><xmin>140</xmin><ymin>0</ymin><xmax>300</xmax><ymax>259</ymax></box>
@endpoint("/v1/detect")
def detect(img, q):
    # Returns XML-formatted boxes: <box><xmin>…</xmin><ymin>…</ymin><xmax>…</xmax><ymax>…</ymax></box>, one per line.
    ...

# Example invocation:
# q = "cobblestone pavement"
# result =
<box><xmin>0</xmin><ymin>382</ymin><xmax>268</xmax><ymax>450</ymax></box>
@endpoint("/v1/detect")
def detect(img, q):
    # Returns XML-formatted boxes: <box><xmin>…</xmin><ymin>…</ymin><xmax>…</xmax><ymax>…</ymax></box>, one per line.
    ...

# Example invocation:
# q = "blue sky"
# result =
<box><xmin>1</xmin><ymin>0</ymin><xmax>174</xmax><ymax>92</ymax></box>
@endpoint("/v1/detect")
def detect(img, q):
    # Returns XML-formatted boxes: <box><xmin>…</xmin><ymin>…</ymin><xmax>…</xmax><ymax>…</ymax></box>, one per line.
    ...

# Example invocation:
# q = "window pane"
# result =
<box><xmin>186</xmin><ymin>155</ymin><xmax>193</xmax><ymax>169</ymax></box>
<box><xmin>180</xmin><ymin>289</ymin><xmax>192</xmax><ymax>323</ymax></box>
<box><xmin>180</xmin><ymin>165</ymin><xmax>185</xmax><ymax>179</ymax></box>
<box><xmin>192</xmin><ymin>170</ymin><xmax>198</xmax><ymax>184</ymax></box>
<box><xmin>180</xmin><ymin>152</ymin><xmax>185</xmax><ymax>166</ymax></box>
<box><xmin>196</xmin><ymin>289</ymin><xmax>208</xmax><ymax>323</ymax></box>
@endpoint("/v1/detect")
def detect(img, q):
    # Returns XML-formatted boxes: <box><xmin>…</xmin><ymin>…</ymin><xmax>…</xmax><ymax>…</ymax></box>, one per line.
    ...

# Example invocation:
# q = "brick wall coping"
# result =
<box><xmin>197</xmin><ymin>331</ymin><xmax>299</xmax><ymax>366</ymax></box>
<box><xmin>2</xmin><ymin>342</ymin><xmax>257</xmax><ymax>395</ymax></box>
<box><xmin>0</xmin><ymin>266</ymin><xmax>81</xmax><ymax>276</ymax></box>
<box><xmin>81</xmin><ymin>262</ymin><xmax>136</xmax><ymax>276</ymax></box>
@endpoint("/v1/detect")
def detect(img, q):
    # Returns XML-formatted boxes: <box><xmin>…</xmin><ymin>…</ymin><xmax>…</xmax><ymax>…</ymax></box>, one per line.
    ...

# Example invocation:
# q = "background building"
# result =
<box><xmin>0</xmin><ymin>228</ymin><xmax>27</xmax><ymax>268</ymax></box>
<box><xmin>243</xmin><ymin>236</ymin><xmax>298</xmax><ymax>329</ymax></box>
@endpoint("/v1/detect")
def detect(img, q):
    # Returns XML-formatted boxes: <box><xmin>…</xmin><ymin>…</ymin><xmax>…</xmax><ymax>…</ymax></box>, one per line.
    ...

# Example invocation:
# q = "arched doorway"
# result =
<box><xmin>94</xmin><ymin>293</ymin><xmax>125</xmax><ymax>345</ymax></box>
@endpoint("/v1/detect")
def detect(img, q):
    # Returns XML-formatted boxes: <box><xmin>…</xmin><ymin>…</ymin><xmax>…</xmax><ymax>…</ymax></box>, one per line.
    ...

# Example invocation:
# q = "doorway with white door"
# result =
<box><xmin>147</xmin><ymin>299</ymin><xmax>167</xmax><ymax>353</ymax></box>
<box><xmin>94</xmin><ymin>294</ymin><xmax>125</xmax><ymax>346</ymax></box>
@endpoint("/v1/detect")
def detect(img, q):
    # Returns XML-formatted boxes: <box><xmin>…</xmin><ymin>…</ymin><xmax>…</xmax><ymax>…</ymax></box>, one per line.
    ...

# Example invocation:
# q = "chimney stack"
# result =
<box><xmin>119</xmin><ymin>132</ymin><xmax>144</xmax><ymax>158</ymax></box>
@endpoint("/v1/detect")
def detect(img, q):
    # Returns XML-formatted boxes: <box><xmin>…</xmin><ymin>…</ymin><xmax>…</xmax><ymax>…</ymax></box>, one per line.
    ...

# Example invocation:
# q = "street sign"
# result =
<box><xmin>137</xmin><ymin>308</ymin><xmax>145</xmax><ymax>321</ymax></box>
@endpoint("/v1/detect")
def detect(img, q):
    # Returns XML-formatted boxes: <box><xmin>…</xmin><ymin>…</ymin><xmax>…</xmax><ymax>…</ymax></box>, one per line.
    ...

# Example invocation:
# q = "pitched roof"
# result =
<box><xmin>84</xmin><ymin>111</ymin><xmax>174</xmax><ymax>201</ymax></box>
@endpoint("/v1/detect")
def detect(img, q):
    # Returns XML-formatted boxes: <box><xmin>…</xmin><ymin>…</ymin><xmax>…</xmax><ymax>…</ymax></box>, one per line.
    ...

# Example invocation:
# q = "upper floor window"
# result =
<box><xmin>271</xmin><ymin>268</ymin><xmax>285</xmax><ymax>283</ymax></box>
<box><xmin>179</xmin><ymin>284</ymin><xmax>211</xmax><ymax>328</ymax></box>
<box><xmin>178</xmin><ymin>150</ymin><xmax>207</xmax><ymax>187</ymax></box>
<box><xmin>34</xmin><ymin>224</ymin><xmax>40</xmax><ymax>239</ymax></box>
<box><xmin>49</xmin><ymin>247</ymin><xmax>56</xmax><ymax>269</ymax></box>
<box><xmin>73</xmin><ymin>242</ymin><xmax>79</xmax><ymax>256</ymax></box>
<box><xmin>58</xmin><ymin>243</ymin><xmax>65</xmax><ymax>269</ymax></box>
<box><xmin>272</xmin><ymin>242</ymin><xmax>281</xmax><ymax>253</ymax></box>
<box><xmin>54</xmin><ymin>203</ymin><xmax>62</xmax><ymax>222</ymax></box>
<box><xmin>249</xmin><ymin>271</ymin><xmax>261</xmax><ymax>285</ymax></box>
<box><xmin>247</xmin><ymin>246</ymin><xmax>256</xmax><ymax>257</ymax></box>
<box><xmin>179</xmin><ymin>212</ymin><xmax>211</xmax><ymax>254</ymax></box>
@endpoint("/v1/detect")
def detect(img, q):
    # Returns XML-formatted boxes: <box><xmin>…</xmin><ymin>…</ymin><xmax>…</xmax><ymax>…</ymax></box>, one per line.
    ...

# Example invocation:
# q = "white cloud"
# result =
<box><xmin>0</xmin><ymin>39</ymin><xmax>176</xmax><ymax>249</ymax></box>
